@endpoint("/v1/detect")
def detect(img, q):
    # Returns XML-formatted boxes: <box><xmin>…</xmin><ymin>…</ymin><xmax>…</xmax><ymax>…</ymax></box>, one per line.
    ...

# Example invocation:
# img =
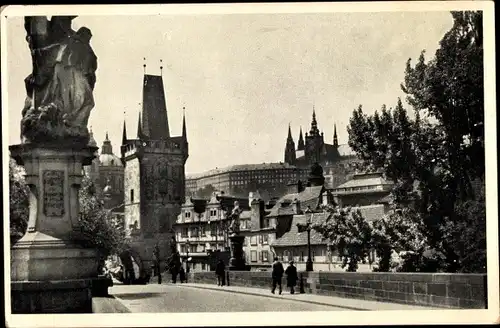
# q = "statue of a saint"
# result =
<box><xmin>21</xmin><ymin>16</ymin><xmax>98</xmax><ymax>144</ymax></box>
<box><xmin>228</xmin><ymin>201</ymin><xmax>242</xmax><ymax>236</ymax></box>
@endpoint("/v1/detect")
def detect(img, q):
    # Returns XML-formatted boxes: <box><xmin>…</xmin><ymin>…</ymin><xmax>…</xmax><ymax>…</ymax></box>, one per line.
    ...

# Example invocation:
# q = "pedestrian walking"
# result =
<box><xmin>285</xmin><ymin>260</ymin><xmax>298</xmax><ymax>294</ymax></box>
<box><xmin>179</xmin><ymin>265</ymin><xmax>186</xmax><ymax>283</ymax></box>
<box><xmin>215</xmin><ymin>259</ymin><xmax>226</xmax><ymax>286</ymax></box>
<box><xmin>271</xmin><ymin>257</ymin><xmax>284</xmax><ymax>295</ymax></box>
<box><xmin>168</xmin><ymin>251</ymin><xmax>181</xmax><ymax>283</ymax></box>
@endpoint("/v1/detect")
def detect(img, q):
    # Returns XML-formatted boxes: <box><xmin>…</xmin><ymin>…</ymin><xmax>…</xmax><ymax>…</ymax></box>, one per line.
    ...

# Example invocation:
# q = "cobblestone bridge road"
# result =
<box><xmin>110</xmin><ymin>283</ymin><xmax>348</xmax><ymax>313</ymax></box>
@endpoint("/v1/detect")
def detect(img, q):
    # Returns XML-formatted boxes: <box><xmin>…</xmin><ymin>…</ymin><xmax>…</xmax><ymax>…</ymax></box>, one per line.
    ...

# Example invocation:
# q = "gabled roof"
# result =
<box><xmin>266</xmin><ymin>185</ymin><xmax>323</xmax><ymax>217</ymax></box>
<box><xmin>271</xmin><ymin>212</ymin><xmax>329</xmax><ymax>247</ymax></box>
<box><xmin>334</xmin><ymin>172</ymin><xmax>393</xmax><ymax>190</ymax></box>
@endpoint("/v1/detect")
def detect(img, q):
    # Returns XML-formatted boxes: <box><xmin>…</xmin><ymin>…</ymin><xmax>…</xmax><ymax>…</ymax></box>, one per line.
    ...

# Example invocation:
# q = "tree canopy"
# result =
<box><xmin>77</xmin><ymin>171</ymin><xmax>129</xmax><ymax>264</ymax></box>
<box><xmin>343</xmin><ymin>11</ymin><xmax>485</xmax><ymax>273</ymax></box>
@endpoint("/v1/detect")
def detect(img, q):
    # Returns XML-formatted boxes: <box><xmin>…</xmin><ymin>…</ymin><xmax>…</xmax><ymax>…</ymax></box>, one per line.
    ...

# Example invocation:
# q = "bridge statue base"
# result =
<box><xmin>228</xmin><ymin>235</ymin><xmax>250</xmax><ymax>271</ymax></box>
<box><xmin>9</xmin><ymin>143</ymin><xmax>99</xmax><ymax>313</ymax></box>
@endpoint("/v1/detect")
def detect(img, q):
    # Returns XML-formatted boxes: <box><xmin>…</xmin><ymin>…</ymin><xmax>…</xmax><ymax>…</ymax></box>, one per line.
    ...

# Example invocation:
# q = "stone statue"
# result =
<box><xmin>21</xmin><ymin>16</ymin><xmax>98</xmax><ymax>145</ymax></box>
<box><xmin>228</xmin><ymin>201</ymin><xmax>242</xmax><ymax>236</ymax></box>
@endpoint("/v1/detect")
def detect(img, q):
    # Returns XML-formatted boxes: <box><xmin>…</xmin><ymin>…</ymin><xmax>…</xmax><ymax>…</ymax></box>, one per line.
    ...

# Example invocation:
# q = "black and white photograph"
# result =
<box><xmin>2</xmin><ymin>2</ymin><xmax>498</xmax><ymax>326</ymax></box>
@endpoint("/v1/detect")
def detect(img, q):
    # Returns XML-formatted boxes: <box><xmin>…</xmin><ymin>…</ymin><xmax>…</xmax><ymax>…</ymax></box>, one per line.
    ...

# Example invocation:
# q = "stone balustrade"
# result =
<box><xmin>189</xmin><ymin>270</ymin><xmax>487</xmax><ymax>309</ymax></box>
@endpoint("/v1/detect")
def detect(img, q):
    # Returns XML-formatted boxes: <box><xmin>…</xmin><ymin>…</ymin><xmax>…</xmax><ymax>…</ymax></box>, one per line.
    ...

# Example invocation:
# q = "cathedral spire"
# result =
<box><xmin>333</xmin><ymin>123</ymin><xmax>338</xmax><ymax>147</ymax></box>
<box><xmin>284</xmin><ymin>124</ymin><xmax>296</xmax><ymax>164</ymax></box>
<box><xmin>310</xmin><ymin>107</ymin><xmax>320</xmax><ymax>136</ymax></box>
<box><xmin>297</xmin><ymin>126</ymin><xmax>305</xmax><ymax>151</ymax></box>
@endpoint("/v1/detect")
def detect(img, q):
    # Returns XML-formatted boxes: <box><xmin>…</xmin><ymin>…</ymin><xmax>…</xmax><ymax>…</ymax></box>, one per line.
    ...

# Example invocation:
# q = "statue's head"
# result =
<box><xmin>76</xmin><ymin>27</ymin><xmax>92</xmax><ymax>43</ymax></box>
<box><xmin>51</xmin><ymin>16</ymin><xmax>76</xmax><ymax>31</ymax></box>
<box><xmin>234</xmin><ymin>201</ymin><xmax>239</xmax><ymax>207</ymax></box>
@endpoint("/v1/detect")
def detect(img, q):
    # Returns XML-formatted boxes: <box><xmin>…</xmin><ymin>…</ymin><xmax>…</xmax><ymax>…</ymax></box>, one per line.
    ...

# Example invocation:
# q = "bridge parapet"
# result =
<box><xmin>189</xmin><ymin>271</ymin><xmax>487</xmax><ymax>309</ymax></box>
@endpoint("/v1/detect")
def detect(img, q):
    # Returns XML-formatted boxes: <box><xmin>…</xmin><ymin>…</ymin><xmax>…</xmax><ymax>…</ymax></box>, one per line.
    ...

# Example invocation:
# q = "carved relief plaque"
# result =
<box><xmin>43</xmin><ymin>170</ymin><xmax>65</xmax><ymax>217</ymax></box>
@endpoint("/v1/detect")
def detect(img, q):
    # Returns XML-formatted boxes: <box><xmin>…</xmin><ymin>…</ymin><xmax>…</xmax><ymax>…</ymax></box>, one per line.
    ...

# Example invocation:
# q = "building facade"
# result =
<box><xmin>186</xmin><ymin>162</ymin><xmax>300</xmax><ymax>200</ymax></box>
<box><xmin>120</xmin><ymin>72</ymin><xmax>189</xmax><ymax>278</ymax></box>
<box><xmin>173</xmin><ymin>192</ymin><xmax>250</xmax><ymax>272</ymax></box>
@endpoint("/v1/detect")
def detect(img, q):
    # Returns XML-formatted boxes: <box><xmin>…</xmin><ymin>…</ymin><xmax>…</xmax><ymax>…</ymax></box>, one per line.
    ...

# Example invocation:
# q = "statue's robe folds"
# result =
<box><xmin>25</xmin><ymin>34</ymin><xmax>97</xmax><ymax>129</ymax></box>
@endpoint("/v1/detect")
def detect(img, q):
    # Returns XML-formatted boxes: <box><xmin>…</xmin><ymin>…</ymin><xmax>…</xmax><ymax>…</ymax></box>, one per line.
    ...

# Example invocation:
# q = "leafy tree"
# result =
<box><xmin>76</xmin><ymin>171</ymin><xmax>129</xmax><ymax>272</ymax></box>
<box><xmin>196</xmin><ymin>184</ymin><xmax>216</xmax><ymax>198</ymax></box>
<box><xmin>346</xmin><ymin>11</ymin><xmax>485</xmax><ymax>273</ymax></box>
<box><xmin>311</xmin><ymin>205</ymin><xmax>372</xmax><ymax>272</ymax></box>
<box><xmin>9</xmin><ymin>158</ymin><xmax>29</xmax><ymax>245</ymax></box>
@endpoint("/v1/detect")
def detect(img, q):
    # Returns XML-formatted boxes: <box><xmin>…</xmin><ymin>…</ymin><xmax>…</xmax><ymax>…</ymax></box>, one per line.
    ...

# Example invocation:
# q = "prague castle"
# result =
<box><xmin>284</xmin><ymin>109</ymin><xmax>360</xmax><ymax>189</ymax></box>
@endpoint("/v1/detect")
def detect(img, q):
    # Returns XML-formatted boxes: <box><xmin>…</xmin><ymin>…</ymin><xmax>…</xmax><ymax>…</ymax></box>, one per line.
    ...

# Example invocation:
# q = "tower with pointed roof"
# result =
<box><xmin>304</xmin><ymin>108</ymin><xmax>325</xmax><ymax>165</ymax></box>
<box><xmin>121</xmin><ymin>68</ymin><xmax>189</xmax><ymax>269</ymax></box>
<box><xmin>284</xmin><ymin>124</ymin><xmax>296</xmax><ymax>165</ymax></box>
<box><xmin>333</xmin><ymin>123</ymin><xmax>338</xmax><ymax>147</ymax></box>
<box><xmin>297</xmin><ymin>127</ymin><xmax>305</xmax><ymax>151</ymax></box>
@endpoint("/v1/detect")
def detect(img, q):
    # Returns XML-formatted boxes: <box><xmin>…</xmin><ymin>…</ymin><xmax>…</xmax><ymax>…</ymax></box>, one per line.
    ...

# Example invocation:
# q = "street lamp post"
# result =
<box><xmin>185</xmin><ymin>239</ymin><xmax>190</xmax><ymax>282</ymax></box>
<box><xmin>304</xmin><ymin>207</ymin><xmax>314</xmax><ymax>272</ymax></box>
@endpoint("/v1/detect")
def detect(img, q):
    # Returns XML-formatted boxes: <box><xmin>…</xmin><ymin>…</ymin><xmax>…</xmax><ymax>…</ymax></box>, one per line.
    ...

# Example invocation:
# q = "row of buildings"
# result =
<box><xmin>174</xmin><ymin>165</ymin><xmax>394</xmax><ymax>272</ymax></box>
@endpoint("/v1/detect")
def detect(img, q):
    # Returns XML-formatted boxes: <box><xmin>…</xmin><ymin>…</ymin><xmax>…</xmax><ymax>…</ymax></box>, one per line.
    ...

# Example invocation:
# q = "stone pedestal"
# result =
<box><xmin>9</xmin><ymin>143</ymin><xmax>99</xmax><ymax>313</ymax></box>
<box><xmin>228</xmin><ymin>235</ymin><xmax>247</xmax><ymax>271</ymax></box>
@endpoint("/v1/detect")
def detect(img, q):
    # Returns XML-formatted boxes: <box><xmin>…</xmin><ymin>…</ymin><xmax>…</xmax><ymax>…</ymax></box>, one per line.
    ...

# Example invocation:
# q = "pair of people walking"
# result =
<box><xmin>271</xmin><ymin>257</ymin><xmax>298</xmax><ymax>295</ymax></box>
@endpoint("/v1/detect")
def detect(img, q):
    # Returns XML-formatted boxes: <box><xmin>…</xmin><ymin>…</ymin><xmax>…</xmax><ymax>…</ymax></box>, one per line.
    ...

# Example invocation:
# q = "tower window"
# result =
<box><xmin>130</xmin><ymin>189</ymin><xmax>134</xmax><ymax>203</ymax></box>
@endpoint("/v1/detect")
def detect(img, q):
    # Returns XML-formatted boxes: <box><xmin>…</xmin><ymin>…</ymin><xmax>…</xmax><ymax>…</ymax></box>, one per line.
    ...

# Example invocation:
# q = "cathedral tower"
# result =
<box><xmin>304</xmin><ymin>108</ymin><xmax>324</xmax><ymax>165</ymax></box>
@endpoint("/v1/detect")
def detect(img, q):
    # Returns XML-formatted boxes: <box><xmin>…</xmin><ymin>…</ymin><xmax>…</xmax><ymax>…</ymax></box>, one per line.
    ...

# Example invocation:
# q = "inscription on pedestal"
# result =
<box><xmin>43</xmin><ymin>170</ymin><xmax>65</xmax><ymax>217</ymax></box>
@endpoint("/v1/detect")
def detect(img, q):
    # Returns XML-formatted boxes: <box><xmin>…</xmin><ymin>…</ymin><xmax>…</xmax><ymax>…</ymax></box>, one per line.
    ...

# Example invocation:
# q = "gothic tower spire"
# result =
<box><xmin>297</xmin><ymin>126</ymin><xmax>305</xmax><ymax>151</ymax></box>
<box><xmin>137</xmin><ymin>111</ymin><xmax>143</xmax><ymax>139</ymax></box>
<box><xmin>182</xmin><ymin>106</ymin><xmax>187</xmax><ymax>140</ymax></box>
<box><xmin>284</xmin><ymin>123</ymin><xmax>296</xmax><ymax>164</ymax></box>
<box><xmin>333</xmin><ymin>123</ymin><xmax>338</xmax><ymax>147</ymax></box>
<box><xmin>141</xmin><ymin>71</ymin><xmax>170</xmax><ymax>140</ymax></box>
<box><xmin>122</xmin><ymin>117</ymin><xmax>127</xmax><ymax>145</ymax></box>
<box><xmin>310</xmin><ymin>107</ymin><xmax>320</xmax><ymax>136</ymax></box>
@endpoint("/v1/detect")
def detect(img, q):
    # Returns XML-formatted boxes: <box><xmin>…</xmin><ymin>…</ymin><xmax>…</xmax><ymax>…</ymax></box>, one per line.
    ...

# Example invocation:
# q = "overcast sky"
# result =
<box><xmin>5</xmin><ymin>11</ymin><xmax>453</xmax><ymax>174</ymax></box>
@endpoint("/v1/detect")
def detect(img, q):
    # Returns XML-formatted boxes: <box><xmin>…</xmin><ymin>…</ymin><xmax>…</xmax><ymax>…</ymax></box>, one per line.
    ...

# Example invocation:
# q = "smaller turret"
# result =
<box><xmin>284</xmin><ymin>124</ymin><xmax>296</xmax><ymax>165</ymax></box>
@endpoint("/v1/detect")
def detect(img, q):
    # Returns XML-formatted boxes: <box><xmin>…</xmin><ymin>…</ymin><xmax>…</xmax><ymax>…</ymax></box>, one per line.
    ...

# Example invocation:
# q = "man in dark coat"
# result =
<box><xmin>285</xmin><ymin>260</ymin><xmax>298</xmax><ymax>294</ymax></box>
<box><xmin>271</xmin><ymin>257</ymin><xmax>284</xmax><ymax>295</ymax></box>
<box><xmin>215</xmin><ymin>259</ymin><xmax>226</xmax><ymax>286</ymax></box>
<box><xmin>168</xmin><ymin>251</ymin><xmax>181</xmax><ymax>283</ymax></box>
